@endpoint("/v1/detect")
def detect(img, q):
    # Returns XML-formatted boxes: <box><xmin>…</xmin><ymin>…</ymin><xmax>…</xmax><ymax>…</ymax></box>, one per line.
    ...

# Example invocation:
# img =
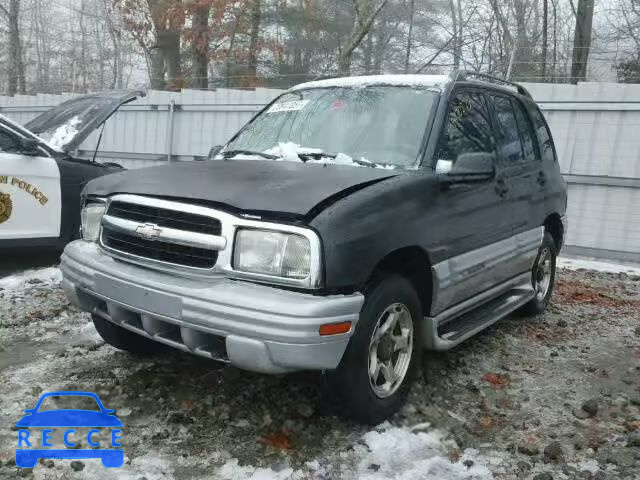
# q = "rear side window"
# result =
<box><xmin>435</xmin><ymin>92</ymin><xmax>494</xmax><ymax>166</ymax></box>
<box><xmin>512</xmin><ymin>100</ymin><xmax>537</xmax><ymax>162</ymax></box>
<box><xmin>491</xmin><ymin>96</ymin><xmax>524</xmax><ymax>163</ymax></box>
<box><xmin>529</xmin><ymin>106</ymin><xmax>557</xmax><ymax>163</ymax></box>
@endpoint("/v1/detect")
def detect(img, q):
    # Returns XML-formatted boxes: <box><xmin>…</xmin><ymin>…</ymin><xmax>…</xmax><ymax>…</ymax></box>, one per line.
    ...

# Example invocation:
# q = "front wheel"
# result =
<box><xmin>328</xmin><ymin>275</ymin><xmax>421</xmax><ymax>424</ymax></box>
<box><xmin>519</xmin><ymin>231</ymin><xmax>557</xmax><ymax>316</ymax></box>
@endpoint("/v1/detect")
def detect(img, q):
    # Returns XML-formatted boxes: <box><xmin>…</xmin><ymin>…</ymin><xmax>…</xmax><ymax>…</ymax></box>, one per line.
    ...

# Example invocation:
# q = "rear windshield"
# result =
<box><xmin>225</xmin><ymin>86</ymin><xmax>438</xmax><ymax>168</ymax></box>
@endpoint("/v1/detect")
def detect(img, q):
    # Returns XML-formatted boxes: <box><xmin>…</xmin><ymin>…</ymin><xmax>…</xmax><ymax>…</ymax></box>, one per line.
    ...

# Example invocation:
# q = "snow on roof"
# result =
<box><xmin>289</xmin><ymin>74</ymin><xmax>451</xmax><ymax>91</ymax></box>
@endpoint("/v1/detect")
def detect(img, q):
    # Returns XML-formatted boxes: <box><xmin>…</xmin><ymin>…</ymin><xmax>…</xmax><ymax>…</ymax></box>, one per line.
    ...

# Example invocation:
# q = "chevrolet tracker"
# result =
<box><xmin>61</xmin><ymin>71</ymin><xmax>567</xmax><ymax>424</ymax></box>
<box><xmin>0</xmin><ymin>92</ymin><xmax>143</xmax><ymax>251</ymax></box>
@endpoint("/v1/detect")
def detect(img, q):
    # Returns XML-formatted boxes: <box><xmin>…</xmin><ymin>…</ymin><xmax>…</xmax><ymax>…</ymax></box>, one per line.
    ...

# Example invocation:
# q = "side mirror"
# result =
<box><xmin>440</xmin><ymin>152</ymin><xmax>495</xmax><ymax>183</ymax></box>
<box><xmin>23</xmin><ymin>409</ymin><xmax>34</xmax><ymax>414</ymax></box>
<box><xmin>208</xmin><ymin>145</ymin><xmax>222</xmax><ymax>160</ymax></box>
<box><xmin>20</xmin><ymin>138</ymin><xmax>40</xmax><ymax>154</ymax></box>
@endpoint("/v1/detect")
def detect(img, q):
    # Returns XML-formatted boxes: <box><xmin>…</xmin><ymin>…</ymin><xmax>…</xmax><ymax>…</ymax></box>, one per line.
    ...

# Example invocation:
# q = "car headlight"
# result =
<box><xmin>81</xmin><ymin>200</ymin><xmax>106</xmax><ymax>242</ymax></box>
<box><xmin>233</xmin><ymin>228</ymin><xmax>316</xmax><ymax>284</ymax></box>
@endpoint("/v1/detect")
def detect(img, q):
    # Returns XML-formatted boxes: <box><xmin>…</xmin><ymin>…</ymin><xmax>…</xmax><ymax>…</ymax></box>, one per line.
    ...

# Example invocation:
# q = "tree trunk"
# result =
<box><xmin>542</xmin><ymin>0</ymin><xmax>548</xmax><ymax>81</ymax></box>
<box><xmin>404</xmin><ymin>0</ymin><xmax>415</xmax><ymax>73</ymax></box>
<box><xmin>149</xmin><ymin>47</ymin><xmax>166</xmax><ymax>89</ymax></box>
<box><xmin>339</xmin><ymin>0</ymin><xmax>388</xmax><ymax>76</ymax></box>
<box><xmin>192</xmin><ymin>4</ymin><xmax>210</xmax><ymax>89</ymax></box>
<box><xmin>158</xmin><ymin>30</ymin><xmax>182</xmax><ymax>89</ymax></box>
<box><xmin>570</xmin><ymin>0</ymin><xmax>594</xmax><ymax>83</ymax></box>
<box><xmin>6</xmin><ymin>0</ymin><xmax>26</xmax><ymax>95</ymax></box>
<box><xmin>247</xmin><ymin>0</ymin><xmax>262</xmax><ymax>80</ymax></box>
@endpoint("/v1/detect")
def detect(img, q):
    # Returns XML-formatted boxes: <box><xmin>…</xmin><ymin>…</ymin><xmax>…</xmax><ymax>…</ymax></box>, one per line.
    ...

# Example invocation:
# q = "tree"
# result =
<box><xmin>570</xmin><ymin>0</ymin><xmax>595</xmax><ymax>83</ymax></box>
<box><xmin>0</xmin><ymin>0</ymin><xmax>26</xmax><ymax>95</ymax></box>
<box><xmin>339</xmin><ymin>0</ymin><xmax>389</xmax><ymax>75</ymax></box>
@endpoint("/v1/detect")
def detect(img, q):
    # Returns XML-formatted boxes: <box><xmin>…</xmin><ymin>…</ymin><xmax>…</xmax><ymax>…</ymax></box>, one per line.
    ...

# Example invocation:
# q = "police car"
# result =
<box><xmin>0</xmin><ymin>91</ymin><xmax>143</xmax><ymax>251</ymax></box>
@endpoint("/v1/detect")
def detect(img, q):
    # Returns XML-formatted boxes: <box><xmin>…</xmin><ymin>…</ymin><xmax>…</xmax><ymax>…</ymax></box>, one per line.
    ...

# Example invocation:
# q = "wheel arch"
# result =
<box><xmin>544</xmin><ymin>213</ymin><xmax>564</xmax><ymax>253</ymax></box>
<box><xmin>364</xmin><ymin>246</ymin><xmax>433</xmax><ymax>317</ymax></box>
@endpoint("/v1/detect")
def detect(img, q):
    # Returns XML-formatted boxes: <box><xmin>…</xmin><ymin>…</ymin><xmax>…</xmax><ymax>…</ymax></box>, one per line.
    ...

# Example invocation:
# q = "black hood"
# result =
<box><xmin>85</xmin><ymin>160</ymin><xmax>399</xmax><ymax>216</ymax></box>
<box><xmin>25</xmin><ymin>91</ymin><xmax>145</xmax><ymax>153</ymax></box>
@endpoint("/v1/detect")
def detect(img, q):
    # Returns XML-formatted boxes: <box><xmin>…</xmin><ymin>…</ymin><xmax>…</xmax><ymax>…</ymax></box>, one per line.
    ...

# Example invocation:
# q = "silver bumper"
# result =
<box><xmin>61</xmin><ymin>241</ymin><xmax>364</xmax><ymax>373</ymax></box>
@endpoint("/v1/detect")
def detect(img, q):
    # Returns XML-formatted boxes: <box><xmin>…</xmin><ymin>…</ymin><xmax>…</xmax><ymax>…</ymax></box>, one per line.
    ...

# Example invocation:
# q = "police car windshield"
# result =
<box><xmin>224</xmin><ymin>86</ymin><xmax>438</xmax><ymax>168</ymax></box>
<box><xmin>37</xmin><ymin>395</ymin><xmax>101</xmax><ymax>412</ymax></box>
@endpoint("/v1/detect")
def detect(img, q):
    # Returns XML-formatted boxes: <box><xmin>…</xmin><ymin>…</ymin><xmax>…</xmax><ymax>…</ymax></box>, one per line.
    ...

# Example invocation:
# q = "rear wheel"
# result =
<box><xmin>328</xmin><ymin>275</ymin><xmax>421</xmax><ymax>424</ymax></box>
<box><xmin>519</xmin><ymin>231</ymin><xmax>557</xmax><ymax>315</ymax></box>
<box><xmin>92</xmin><ymin>314</ymin><xmax>164</xmax><ymax>354</ymax></box>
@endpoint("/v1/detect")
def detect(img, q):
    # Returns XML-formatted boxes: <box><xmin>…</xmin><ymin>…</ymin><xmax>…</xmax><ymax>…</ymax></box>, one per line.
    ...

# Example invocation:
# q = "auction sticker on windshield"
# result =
<box><xmin>267</xmin><ymin>100</ymin><xmax>309</xmax><ymax>113</ymax></box>
<box><xmin>15</xmin><ymin>391</ymin><xmax>124</xmax><ymax>468</ymax></box>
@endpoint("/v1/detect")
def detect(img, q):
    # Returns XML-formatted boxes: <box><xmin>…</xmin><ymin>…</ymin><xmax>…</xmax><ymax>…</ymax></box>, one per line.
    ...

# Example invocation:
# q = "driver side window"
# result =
<box><xmin>435</xmin><ymin>92</ymin><xmax>494</xmax><ymax>172</ymax></box>
<box><xmin>0</xmin><ymin>129</ymin><xmax>21</xmax><ymax>153</ymax></box>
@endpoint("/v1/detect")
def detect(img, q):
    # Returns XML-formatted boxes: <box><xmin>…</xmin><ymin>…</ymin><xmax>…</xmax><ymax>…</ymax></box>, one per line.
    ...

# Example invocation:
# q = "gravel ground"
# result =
<box><xmin>0</xmin><ymin>265</ymin><xmax>638</xmax><ymax>479</ymax></box>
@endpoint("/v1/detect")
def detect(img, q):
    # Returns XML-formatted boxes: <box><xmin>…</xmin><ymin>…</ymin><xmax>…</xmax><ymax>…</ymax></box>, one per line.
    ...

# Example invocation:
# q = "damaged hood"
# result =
<box><xmin>86</xmin><ymin>160</ymin><xmax>400</xmax><ymax>216</ymax></box>
<box><xmin>25</xmin><ymin>91</ymin><xmax>145</xmax><ymax>153</ymax></box>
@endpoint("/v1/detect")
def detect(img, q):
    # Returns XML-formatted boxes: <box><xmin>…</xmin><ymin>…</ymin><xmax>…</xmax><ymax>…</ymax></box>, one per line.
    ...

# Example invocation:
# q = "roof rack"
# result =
<box><xmin>449</xmin><ymin>70</ymin><xmax>532</xmax><ymax>98</ymax></box>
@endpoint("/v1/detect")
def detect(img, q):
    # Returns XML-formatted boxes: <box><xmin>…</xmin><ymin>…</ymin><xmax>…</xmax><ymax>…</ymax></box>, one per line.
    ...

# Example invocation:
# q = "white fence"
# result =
<box><xmin>1</xmin><ymin>82</ymin><xmax>639</xmax><ymax>263</ymax></box>
<box><xmin>523</xmin><ymin>82</ymin><xmax>640</xmax><ymax>262</ymax></box>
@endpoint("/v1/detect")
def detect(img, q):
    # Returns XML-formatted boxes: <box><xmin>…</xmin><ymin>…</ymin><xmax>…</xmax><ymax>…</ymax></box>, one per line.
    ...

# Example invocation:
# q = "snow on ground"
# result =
<box><xmin>213</xmin><ymin>425</ymin><xmax>495</xmax><ymax>480</ymax></box>
<box><xmin>557</xmin><ymin>256</ymin><xmax>640</xmax><ymax>275</ymax></box>
<box><xmin>2</xmin><ymin>258</ymin><xmax>639</xmax><ymax>479</ymax></box>
<box><xmin>0</xmin><ymin>266</ymin><xmax>61</xmax><ymax>292</ymax></box>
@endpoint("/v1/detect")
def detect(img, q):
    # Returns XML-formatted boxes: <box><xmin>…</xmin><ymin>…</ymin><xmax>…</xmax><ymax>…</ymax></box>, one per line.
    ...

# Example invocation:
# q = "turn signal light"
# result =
<box><xmin>319</xmin><ymin>322</ymin><xmax>352</xmax><ymax>336</ymax></box>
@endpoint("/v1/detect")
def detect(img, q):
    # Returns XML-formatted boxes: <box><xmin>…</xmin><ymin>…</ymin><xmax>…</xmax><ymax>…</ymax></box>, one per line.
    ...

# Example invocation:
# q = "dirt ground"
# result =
<box><xmin>0</xmin><ymin>266</ymin><xmax>638</xmax><ymax>479</ymax></box>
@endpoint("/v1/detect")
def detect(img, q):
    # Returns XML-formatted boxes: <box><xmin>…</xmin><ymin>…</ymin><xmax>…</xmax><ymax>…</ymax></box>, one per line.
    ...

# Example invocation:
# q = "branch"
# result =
<box><xmin>0</xmin><ymin>3</ymin><xmax>10</xmax><ymax>18</ymax></box>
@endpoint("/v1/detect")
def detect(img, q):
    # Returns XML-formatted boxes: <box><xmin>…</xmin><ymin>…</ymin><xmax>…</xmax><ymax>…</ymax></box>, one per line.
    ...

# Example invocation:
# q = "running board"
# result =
<box><xmin>423</xmin><ymin>281</ymin><xmax>534</xmax><ymax>351</ymax></box>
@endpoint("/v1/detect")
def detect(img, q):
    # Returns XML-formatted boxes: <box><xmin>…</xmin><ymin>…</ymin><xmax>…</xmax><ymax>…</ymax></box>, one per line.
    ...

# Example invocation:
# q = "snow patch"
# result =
<box><xmin>40</xmin><ymin>115</ymin><xmax>82</xmax><ymax>150</ymax></box>
<box><xmin>215</xmin><ymin>425</ymin><xmax>493</xmax><ymax>480</ymax></box>
<box><xmin>290</xmin><ymin>74</ymin><xmax>450</xmax><ymax>91</ymax></box>
<box><xmin>0</xmin><ymin>266</ymin><xmax>61</xmax><ymax>292</ymax></box>
<box><xmin>261</xmin><ymin>142</ymin><xmax>395</xmax><ymax>169</ymax></box>
<box><xmin>217</xmin><ymin>459</ymin><xmax>295</xmax><ymax>480</ymax></box>
<box><xmin>558</xmin><ymin>257</ymin><xmax>640</xmax><ymax>276</ymax></box>
<box><xmin>352</xmin><ymin>426</ymin><xmax>494</xmax><ymax>479</ymax></box>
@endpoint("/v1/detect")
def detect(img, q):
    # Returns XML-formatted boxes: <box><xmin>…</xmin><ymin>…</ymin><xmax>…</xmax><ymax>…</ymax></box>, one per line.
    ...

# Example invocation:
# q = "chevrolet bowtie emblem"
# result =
<box><xmin>135</xmin><ymin>223</ymin><xmax>162</xmax><ymax>241</ymax></box>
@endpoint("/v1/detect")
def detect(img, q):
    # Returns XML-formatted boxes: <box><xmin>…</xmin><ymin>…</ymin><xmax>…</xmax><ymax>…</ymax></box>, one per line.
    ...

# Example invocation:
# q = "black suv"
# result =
<box><xmin>61</xmin><ymin>71</ymin><xmax>567</xmax><ymax>424</ymax></box>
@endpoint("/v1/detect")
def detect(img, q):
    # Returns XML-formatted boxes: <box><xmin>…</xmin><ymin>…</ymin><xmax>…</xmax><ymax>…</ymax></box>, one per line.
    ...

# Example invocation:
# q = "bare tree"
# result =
<box><xmin>570</xmin><ymin>0</ymin><xmax>594</xmax><ymax>83</ymax></box>
<box><xmin>0</xmin><ymin>0</ymin><xmax>26</xmax><ymax>95</ymax></box>
<box><xmin>339</xmin><ymin>0</ymin><xmax>389</xmax><ymax>75</ymax></box>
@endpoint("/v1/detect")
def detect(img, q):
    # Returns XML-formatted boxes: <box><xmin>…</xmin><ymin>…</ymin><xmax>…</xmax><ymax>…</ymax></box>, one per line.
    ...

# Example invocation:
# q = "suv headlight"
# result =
<box><xmin>81</xmin><ymin>200</ymin><xmax>106</xmax><ymax>242</ymax></box>
<box><xmin>233</xmin><ymin>228</ymin><xmax>320</xmax><ymax>286</ymax></box>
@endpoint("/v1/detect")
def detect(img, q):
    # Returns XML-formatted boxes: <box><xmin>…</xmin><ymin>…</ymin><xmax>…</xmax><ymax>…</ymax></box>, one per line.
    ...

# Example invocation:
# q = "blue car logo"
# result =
<box><xmin>15</xmin><ymin>391</ymin><xmax>123</xmax><ymax>468</ymax></box>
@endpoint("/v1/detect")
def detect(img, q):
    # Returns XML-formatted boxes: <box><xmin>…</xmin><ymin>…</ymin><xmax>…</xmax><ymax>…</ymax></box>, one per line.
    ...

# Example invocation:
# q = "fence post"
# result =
<box><xmin>166</xmin><ymin>99</ymin><xmax>176</xmax><ymax>162</ymax></box>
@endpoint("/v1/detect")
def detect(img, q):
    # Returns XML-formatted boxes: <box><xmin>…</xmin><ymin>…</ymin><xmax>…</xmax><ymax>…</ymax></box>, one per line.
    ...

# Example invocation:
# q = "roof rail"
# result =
<box><xmin>449</xmin><ymin>70</ymin><xmax>532</xmax><ymax>98</ymax></box>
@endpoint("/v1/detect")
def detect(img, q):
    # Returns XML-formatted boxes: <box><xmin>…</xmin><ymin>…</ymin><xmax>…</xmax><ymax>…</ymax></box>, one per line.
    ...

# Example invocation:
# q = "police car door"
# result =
<box><xmin>0</xmin><ymin>122</ymin><xmax>62</xmax><ymax>243</ymax></box>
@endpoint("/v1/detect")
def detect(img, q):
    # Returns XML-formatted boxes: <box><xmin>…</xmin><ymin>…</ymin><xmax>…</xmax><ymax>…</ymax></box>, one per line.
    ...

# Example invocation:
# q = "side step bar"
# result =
<box><xmin>423</xmin><ymin>273</ymin><xmax>534</xmax><ymax>351</ymax></box>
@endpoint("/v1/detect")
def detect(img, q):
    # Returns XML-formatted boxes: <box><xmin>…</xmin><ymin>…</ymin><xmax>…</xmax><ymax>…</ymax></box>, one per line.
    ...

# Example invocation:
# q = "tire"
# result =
<box><xmin>328</xmin><ymin>275</ymin><xmax>421</xmax><ymax>424</ymax></box>
<box><xmin>92</xmin><ymin>314</ymin><xmax>164</xmax><ymax>354</ymax></box>
<box><xmin>519</xmin><ymin>231</ymin><xmax>557</xmax><ymax>316</ymax></box>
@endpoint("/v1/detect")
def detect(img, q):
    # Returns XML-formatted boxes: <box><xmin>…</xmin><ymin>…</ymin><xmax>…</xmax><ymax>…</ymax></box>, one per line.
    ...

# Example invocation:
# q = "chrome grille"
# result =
<box><xmin>108</xmin><ymin>201</ymin><xmax>221</xmax><ymax>235</ymax></box>
<box><xmin>100</xmin><ymin>199</ymin><xmax>223</xmax><ymax>269</ymax></box>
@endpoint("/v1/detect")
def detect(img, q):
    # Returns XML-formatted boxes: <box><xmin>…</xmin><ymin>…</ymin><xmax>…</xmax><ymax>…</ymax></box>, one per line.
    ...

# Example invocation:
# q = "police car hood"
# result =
<box><xmin>86</xmin><ymin>160</ymin><xmax>400</xmax><ymax>216</ymax></box>
<box><xmin>24</xmin><ymin>91</ymin><xmax>145</xmax><ymax>153</ymax></box>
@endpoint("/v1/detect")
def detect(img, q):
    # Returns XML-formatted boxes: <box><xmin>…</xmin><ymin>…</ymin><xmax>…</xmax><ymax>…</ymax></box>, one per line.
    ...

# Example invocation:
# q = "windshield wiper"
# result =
<box><xmin>297</xmin><ymin>151</ymin><xmax>380</xmax><ymax>168</ymax></box>
<box><xmin>220</xmin><ymin>149</ymin><xmax>279</xmax><ymax>160</ymax></box>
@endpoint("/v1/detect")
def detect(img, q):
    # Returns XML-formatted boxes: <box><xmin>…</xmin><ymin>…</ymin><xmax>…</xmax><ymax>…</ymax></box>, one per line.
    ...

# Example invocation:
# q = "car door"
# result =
<box><xmin>0</xmin><ymin>123</ymin><xmax>62</xmax><ymax>243</ymax></box>
<box><xmin>488</xmin><ymin>94</ymin><xmax>540</xmax><ymax>233</ymax></box>
<box><xmin>430</xmin><ymin>89</ymin><xmax>516</xmax><ymax>314</ymax></box>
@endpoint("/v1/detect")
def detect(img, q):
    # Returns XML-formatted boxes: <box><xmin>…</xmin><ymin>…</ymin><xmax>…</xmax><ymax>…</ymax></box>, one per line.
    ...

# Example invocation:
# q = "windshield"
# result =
<box><xmin>224</xmin><ymin>86</ymin><xmax>438</xmax><ymax>168</ymax></box>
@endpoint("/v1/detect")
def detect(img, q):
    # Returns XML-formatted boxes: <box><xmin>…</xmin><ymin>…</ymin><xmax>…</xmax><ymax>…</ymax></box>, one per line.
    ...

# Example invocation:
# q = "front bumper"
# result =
<box><xmin>61</xmin><ymin>241</ymin><xmax>364</xmax><ymax>373</ymax></box>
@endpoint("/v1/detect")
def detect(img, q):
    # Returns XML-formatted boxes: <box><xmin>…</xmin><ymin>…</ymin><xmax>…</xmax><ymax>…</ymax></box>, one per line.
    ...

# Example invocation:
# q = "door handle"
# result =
<box><xmin>495</xmin><ymin>178</ymin><xmax>509</xmax><ymax>197</ymax></box>
<box><xmin>537</xmin><ymin>172</ymin><xmax>547</xmax><ymax>186</ymax></box>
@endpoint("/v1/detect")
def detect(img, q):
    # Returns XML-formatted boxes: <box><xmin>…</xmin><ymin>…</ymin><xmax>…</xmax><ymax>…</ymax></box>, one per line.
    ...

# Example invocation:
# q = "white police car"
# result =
<box><xmin>0</xmin><ymin>92</ymin><xmax>143</xmax><ymax>251</ymax></box>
